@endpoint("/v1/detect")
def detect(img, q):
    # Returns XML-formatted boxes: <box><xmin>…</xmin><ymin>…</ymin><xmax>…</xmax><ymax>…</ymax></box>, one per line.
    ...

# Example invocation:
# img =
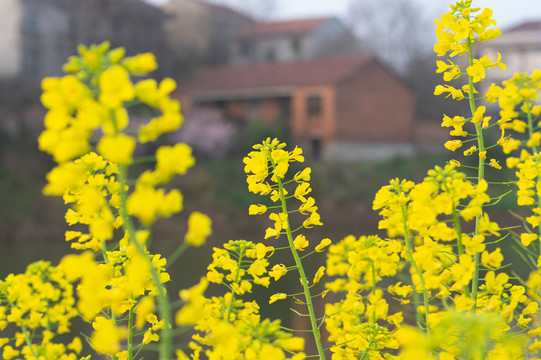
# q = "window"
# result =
<box><xmin>306</xmin><ymin>94</ymin><xmax>322</xmax><ymax>117</ymax></box>
<box><xmin>266</xmin><ymin>49</ymin><xmax>276</xmax><ymax>62</ymax></box>
<box><xmin>24</xmin><ymin>46</ymin><xmax>40</xmax><ymax>77</ymax></box>
<box><xmin>291</xmin><ymin>36</ymin><xmax>301</xmax><ymax>54</ymax></box>
<box><xmin>239</xmin><ymin>39</ymin><xmax>252</xmax><ymax>58</ymax></box>
<box><xmin>311</xmin><ymin>136</ymin><xmax>322</xmax><ymax>160</ymax></box>
<box><xmin>23</xmin><ymin>7</ymin><xmax>40</xmax><ymax>36</ymax></box>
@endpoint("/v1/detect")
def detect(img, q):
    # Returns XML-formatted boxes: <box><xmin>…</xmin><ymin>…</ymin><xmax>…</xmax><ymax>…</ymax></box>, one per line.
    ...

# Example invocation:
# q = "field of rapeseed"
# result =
<box><xmin>1</xmin><ymin>0</ymin><xmax>541</xmax><ymax>359</ymax></box>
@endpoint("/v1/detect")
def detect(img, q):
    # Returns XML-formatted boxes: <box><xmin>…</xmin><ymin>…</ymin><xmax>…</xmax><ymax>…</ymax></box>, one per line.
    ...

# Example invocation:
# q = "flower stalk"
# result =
<box><xmin>273</xmin><ymin>163</ymin><xmax>326</xmax><ymax>360</ymax></box>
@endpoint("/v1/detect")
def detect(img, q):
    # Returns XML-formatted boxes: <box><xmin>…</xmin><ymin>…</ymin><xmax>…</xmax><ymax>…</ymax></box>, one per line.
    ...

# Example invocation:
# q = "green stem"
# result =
<box><xmin>128</xmin><ymin>306</ymin><xmax>134</xmax><ymax>360</ymax></box>
<box><xmin>525</xmin><ymin>103</ymin><xmax>541</xmax><ymax>267</ymax></box>
<box><xmin>447</xmin><ymin>184</ymin><xmax>471</xmax><ymax>298</ymax></box>
<box><xmin>271</xmin><ymin>161</ymin><xmax>326</xmax><ymax>360</ymax></box>
<box><xmin>412</xmin><ymin>290</ymin><xmax>422</xmax><ymax>327</ymax></box>
<box><xmin>526</xmin><ymin>101</ymin><xmax>541</xmax><ymax>359</ymax></box>
<box><xmin>371</xmin><ymin>261</ymin><xmax>377</xmax><ymax>324</ymax></box>
<box><xmin>401</xmin><ymin>204</ymin><xmax>430</xmax><ymax>333</ymax></box>
<box><xmin>100</xmin><ymin>240</ymin><xmax>118</xmax><ymax>326</ymax></box>
<box><xmin>225</xmin><ymin>249</ymin><xmax>244</xmax><ymax>323</ymax></box>
<box><xmin>166</xmin><ymin>242</ymin><xmax>189</xmax><ymax>269</ymax></box>
<box><xmin>526</xmin><ymin>102</ymin><xmax>537</xmax><ymax>154</ymax></box>
<box><xmin>359</xmin><ymin>338</ymin><xmax>376</xmax><ymax>360</ymax></box>
<box><xmin>452</xmin><ymin>206</ymin><xmax>466</xmax><ymax>257</ymax></box>
<box><xmin>118</xmin><ymin>165</ymin><xmax>173</xmax><ymax>360</ymax></box>
<box><xmin>467</xmin><ymin>37</ymin><xmax>483</xmax><ymax>308</ymax></box>
<box><xmin>14</xmin><ymin>308</ymin><xmax>38</xmax><ymax>359</ymax></box>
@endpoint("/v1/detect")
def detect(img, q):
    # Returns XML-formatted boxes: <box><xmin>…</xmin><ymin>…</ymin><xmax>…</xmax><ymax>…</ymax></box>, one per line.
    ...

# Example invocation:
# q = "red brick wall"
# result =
<box><xmin>178</xmin><ymin>94</ymin><xmax>193</xmax><ymax>115</ymax></box>
<box><xmin>180</xmin><ymin>96</ymin><xmax>287</xmax><ymax>124</ymax></box>
<box><xmin>226</xmin><ymin>101</ymin><xmax>248</xmax><ymax>120</ymax></box>
<box><xmin>291</xmin><ymin>86</ymin><xmax>336</xmax><ymax>142</ymax></box>
<box><xmin>258</xmin><ymin>99</ymin><xmax>282</xmax><ymax>123</ymax></box>
<box><xmin>335</xmin><ymin>62</ymin><xmax>415</xmax><ymax>142</ymax></box>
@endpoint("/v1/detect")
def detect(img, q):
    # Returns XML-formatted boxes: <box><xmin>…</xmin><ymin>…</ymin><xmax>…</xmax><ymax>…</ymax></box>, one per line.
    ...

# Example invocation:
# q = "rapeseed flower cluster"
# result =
<box><xmin>324</xmin><ymin>235</ymin><xmax>402</xmax><ymax>358</ymax></box>
<box><xmin>395</xmin><ymin>310</ymin><xmax>527</xmax><ymax>359</ymax></box>
<box><xmin>0</xmin><ymin>42</ymin><xmax>211</xmax><ymax>360</ymax></box>
<box><xmin>435</xmin><ymin>1</ymin><xmax>505</xmax><ymax>172</ymax></box>
<box><xmin>318</xmin><ymin>1</ymin><xmax>541</xmax><ymax>358</ymax></box>
<box><xmin>435</xmin><ymin>0</ymin><xmax>504</xmax><ymax>102</ymax></box>
<box><xmin>176</xmin><ymin>240</ymin><xmax>306</xmax><ymax>360</ymax></box>
<box><xmin>323</xmin><ymin>162</ymin><xmax>513</xmax><ymax>358</ymax></box>
<box><xmin>244</xmin><ymin>138</ymin><xmax>322</xmax><ymax>237</ymax></box>
<box><xmin>0</xmin><ymin>261</ymin><xmax>81</xmax><ymax>360</ymax></box>
<box><xmin>244</xmin><ymin>138</ymin><xmax>329</xmax><ymax>358</ymax></box>
<box><xmin>495</xmin><ymin>69</ymin><xmax>541</xmax><ymax>353</ymax></box>
<box><xmin>496</xmin><ymin>71</ymin><xmax>541</xmax><ymax>156</ymax></box>
<box><xmin>53</xmin><ymin>152</ymin><xmax>122</xmax><ymax>250</ymax></box>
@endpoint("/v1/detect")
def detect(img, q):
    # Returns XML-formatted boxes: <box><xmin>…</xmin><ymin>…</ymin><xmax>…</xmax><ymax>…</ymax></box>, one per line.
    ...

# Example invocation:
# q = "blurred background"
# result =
<box><xmin>0</xmin><ymin>0</ymin><xmax>540</xmax><ymax>335</ymax></box>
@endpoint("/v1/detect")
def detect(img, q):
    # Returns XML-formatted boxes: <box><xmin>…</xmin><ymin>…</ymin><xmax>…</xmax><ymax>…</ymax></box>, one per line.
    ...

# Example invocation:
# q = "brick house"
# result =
<box><xmin>180</xmin><ymin>55</ymin><xmax>415</xmax><ymax>160</ymax></box>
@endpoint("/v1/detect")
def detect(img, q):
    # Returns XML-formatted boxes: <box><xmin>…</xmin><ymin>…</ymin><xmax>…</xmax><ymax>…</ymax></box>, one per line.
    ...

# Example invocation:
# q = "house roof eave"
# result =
<box><xmin>191</xmin><ymin>86</ymin><xmax>296</xmax><ymax>102</ymax></box>
<box><xmin>182</xmin><ymin>55</ymin><xmax>374</xmax><ymax>95</ymax></box>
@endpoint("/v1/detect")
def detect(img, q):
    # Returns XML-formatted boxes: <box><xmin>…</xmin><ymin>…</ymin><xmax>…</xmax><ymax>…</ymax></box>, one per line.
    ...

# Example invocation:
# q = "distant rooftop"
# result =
<box><xmin>206</xmin><ymin>2</ymin><xmax>254</xmax><ymax>22</ymax></box>
<box><xmin>113</xmin><ymin>0</ymin><xmax>165</xmax><ymax>15</ymax></box>
<box><xmin>182</xmin><ymin>55</ymin><xmax>374</xmax><ymax>98</ymax></box>
<box><xmin>236</xmin><ymin>17</ymin><xmax>333</xmax><ymax>38</ymax></box>
<box><xmin>481</xmin><ymin>19</ymin><xmax>541</xmax><ymax>46</ymax></box>
<box><xmin>505</xmin><ymin>20</ymin><xmax>541</xmax><ymax>32</ymax></box>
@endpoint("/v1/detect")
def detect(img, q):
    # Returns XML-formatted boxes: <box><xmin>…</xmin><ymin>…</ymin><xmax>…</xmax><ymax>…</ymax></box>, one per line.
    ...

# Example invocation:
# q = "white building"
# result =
<box><xmin>0</xmin><ymin>0</ymin><xmax>166</xmax><ymax>83</ymax></box>
<box><xmin>0</xmin><ymin>0</ymin><xmax>71</xmax><ymax>80</ymax></box>
<box><xmin>0</xmin><ymin>0</ymin><xmax>22</xmax><ymax>78</ymax></box>
<box><xmin>477</xmin><ymin>20</ymin><xmax>541</xmax><ymax>86</ymax></box>
<box><xmin>229</xmin><ymin>17</ymin><xmax>359</xmax><ymax>65</ymax></box>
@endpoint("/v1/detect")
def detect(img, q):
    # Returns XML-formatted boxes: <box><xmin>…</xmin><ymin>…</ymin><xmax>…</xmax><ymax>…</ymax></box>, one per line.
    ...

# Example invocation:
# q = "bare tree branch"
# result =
<box><xmin>346</xmin><ymin>0</ymin><xmax>433</xmax><ymax>74</ymax></box>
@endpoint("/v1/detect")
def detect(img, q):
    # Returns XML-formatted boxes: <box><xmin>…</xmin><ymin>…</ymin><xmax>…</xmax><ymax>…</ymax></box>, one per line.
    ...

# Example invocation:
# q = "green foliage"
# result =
<box><xmin>231</xmin><ymin>119</ymin><xmax>291</xmax><ymax>156</ymax></box>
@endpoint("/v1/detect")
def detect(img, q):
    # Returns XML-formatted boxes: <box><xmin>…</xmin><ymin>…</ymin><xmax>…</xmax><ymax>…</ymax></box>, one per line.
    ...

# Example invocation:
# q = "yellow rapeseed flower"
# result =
<box><xmin>97</xmin><ymin>134</ymin><xmax>136</xmax><ymax>165</ymax></box>
<box><xmin>185</xmin><ymin>212</ymin><xmax>212</xmax><ymax>247</ymax></box>
<box><xmin>269</xmin><ymin>293</ymin><xmax>287</xmax><ymax>304</ymax></box>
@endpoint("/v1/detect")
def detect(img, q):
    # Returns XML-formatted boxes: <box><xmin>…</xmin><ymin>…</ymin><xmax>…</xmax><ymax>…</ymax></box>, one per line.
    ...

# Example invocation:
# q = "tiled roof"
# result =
<box><xmin>207</xmin><ymin>3</ymin><xmax>253</xmax><ymax>22</ymax></box>
<box><xmin>123</xmin><ymin>0</ymin><xmax>157</xmax><ymax>6</ymax></box>
<box><xmin>112</xmin><ymin>0</ymin><xmax>165</xmax><ymax>15</ymax></box>
<box><xmin>482</xmin><ymin>19</ymin><xmax>541</xmax><ymax>47</ymax></box>
<box><xmin>236</xmin><ymin>17</ymin><xmax>332</xmax><ymax>38</ymax></box>
<box><xmin>505</xmin><ymin>20</ymin><xmax>541</xmax><ymax>32</ymax></box>
<box><xmin>182</xmin><ymin>55</ymin><xmax>374</xmax><ymax>96</ymax></box>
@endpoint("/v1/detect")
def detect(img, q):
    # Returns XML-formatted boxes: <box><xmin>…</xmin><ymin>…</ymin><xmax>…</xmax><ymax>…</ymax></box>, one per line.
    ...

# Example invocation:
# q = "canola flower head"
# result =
<box><xmin>34</xmin><ymin>44</ymin><xmax>212</xmax><ymax>360</ymax></box>
<box><xmin>497</xmin><ymin>71</ymin><xmax>541</xmax><ymax>157</ymax></box>
<box><xmin>269</xmin><ymin>293</ymin><xmax>287</xmax><ymax>304</ymax></box>
<box><xmin>43</xmin><ymin>152</ymin><xmax>124</xmax><ymax>250</ymax></box>
<box><xmin>0</xmin><ymin>261</ymin><xmax>83</xmax><ymax>359</ymax></box>
<box><xmin>245</xmin><ymin>139</ymin><xmax>323</xmax><ymax>240</ymax></box>
<box><xmin>180</xmin><ymin>241</ymin><xmax>306</xmax><ymax>359</ymax></box>
<box><xmin>244</xmin><ymin>138</ymin><xmax>301</xmax><ymax>185</ymax></box>
<box><xmin>40</xmin><ymin>42</ymin><xmax>185</xmax><ymax>167</ymax></box>
<box><xmin>207</xmin><ymin>240</ymin><xmax>272</xmax><ymax>290</ymax></box>
<box><xmin>434</xmin><ymin>1</ymin><xmax>500</xmax><ymax>57</ymax></box>
<box><xmin>324</xmin><ymin>233</ymin><xmax>405</xmax><ymax>357</ymax></box>
<box><xmin>185</xmin><ymin>211</ymin><xmax>212</xmax><ymax>247</ymax></box>
<box><xmin>433</xmin><ymin>1</ymin><xmax>506</xmax><ymax>130</ymax></box>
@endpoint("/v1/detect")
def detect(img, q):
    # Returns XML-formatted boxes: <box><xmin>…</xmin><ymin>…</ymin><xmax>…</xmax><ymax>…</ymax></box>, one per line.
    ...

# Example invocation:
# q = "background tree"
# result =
<box><xmin>405</xmin><ymin>54</ymin><xmax>470</xmax><ymax>122</ymax></box>
<box><xmin>346</xmin><ymin>0</ymin><xmax>433</xmax><ymax>75</ymax></box>
<box><xmin>347</xmin><ymin>0</ymin><xmax>462</xmax><ymax>122</ymax></box>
